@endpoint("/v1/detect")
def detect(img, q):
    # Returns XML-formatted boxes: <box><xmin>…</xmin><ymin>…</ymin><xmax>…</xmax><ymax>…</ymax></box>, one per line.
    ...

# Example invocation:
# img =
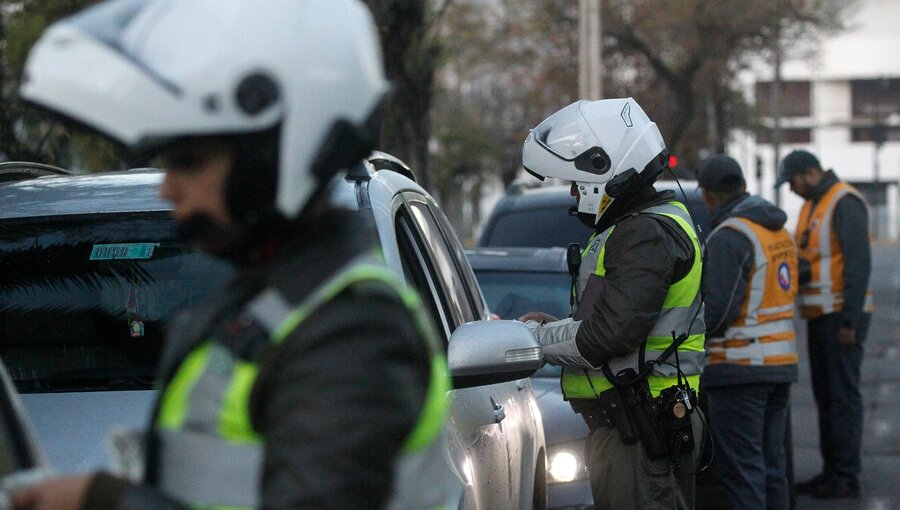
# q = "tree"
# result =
<box><xmin>0</xmin><ymin>0</ymin><xmax>121</xmax><ymax>170</ymax></box>
<box><xmin>600</xmin><ymin>0</ymin><xmax>858</xmax><ymax>169</ymax></box>
<box><xmin>363</xmin><ymin>0</ymin><xmax>450</xmax><ymax>191</ymax></box>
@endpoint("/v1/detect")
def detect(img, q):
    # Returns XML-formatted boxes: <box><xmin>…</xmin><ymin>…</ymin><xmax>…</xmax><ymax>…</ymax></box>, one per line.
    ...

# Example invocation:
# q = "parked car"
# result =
<box><xmin>478</xmin><ymin>180</ymin><xmax>710</xmax><ymax>249</ymax></box>
<box><xmin>0</xmin><ymin>159</ymin><xmax>547</xmax><ymax>509</ymax></box>
<box><xmin>467</xmin><ymin>246</ymin><xmax>592</xmax><ymax>510</ymax></box>
<box><xmin>0</xmin><ymin>167</ymin><xmax>233</xmax><ymax>473</ymax></box>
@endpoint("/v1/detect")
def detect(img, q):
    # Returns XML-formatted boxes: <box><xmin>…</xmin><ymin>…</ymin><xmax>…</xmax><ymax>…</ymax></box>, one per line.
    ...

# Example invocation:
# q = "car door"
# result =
<box><xmin>393</xmin><ymin>192</ymin><xmax>537</xmax><ymax>509</ymax></box>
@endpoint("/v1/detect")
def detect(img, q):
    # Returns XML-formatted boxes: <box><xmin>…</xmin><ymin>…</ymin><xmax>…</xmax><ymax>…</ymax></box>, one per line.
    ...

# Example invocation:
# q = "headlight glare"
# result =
<box><xmin>550</xmin><ymin>450</ymin><xmax>584</xmax><ymax>483</ymax></box>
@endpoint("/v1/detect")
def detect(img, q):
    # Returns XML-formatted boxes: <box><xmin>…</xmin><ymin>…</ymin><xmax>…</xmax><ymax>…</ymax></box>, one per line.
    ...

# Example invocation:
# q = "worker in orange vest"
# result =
<box><xmin>699</xmin><ymin>155</ymin><xmax>798</xmax><ymax>510</ymax></box>
<box><xmin>776</xmin><ymin>149</ymin><xmax>874</xmax><ymax>500</ymax></box>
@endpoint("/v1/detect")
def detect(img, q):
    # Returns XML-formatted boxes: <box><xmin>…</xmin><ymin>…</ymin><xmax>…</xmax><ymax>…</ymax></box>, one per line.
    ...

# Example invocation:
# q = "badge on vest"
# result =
<box><xmin>777</xmin><ymin>262</ymin><xmax>791</xmax><ymax>291</ymax></box>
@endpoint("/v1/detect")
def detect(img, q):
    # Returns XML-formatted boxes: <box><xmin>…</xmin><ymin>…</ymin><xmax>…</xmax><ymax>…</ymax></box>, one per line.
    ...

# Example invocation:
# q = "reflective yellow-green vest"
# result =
<box><xmin>153</xmin><ymin>256</ymin><xmax>456</xmax><ymax>510</ymax></box>
<box><xmin>562</xmin><ymin>202</ymin><xmax>706</xmax><ymax>398</ymax></box>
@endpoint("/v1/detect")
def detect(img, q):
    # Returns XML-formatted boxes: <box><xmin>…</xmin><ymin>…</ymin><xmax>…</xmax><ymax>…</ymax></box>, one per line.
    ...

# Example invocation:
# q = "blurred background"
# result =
<box><xmin>1</xmin><ymin>0</ymin><xmax>897</xmax><ymax>244</ymax></box>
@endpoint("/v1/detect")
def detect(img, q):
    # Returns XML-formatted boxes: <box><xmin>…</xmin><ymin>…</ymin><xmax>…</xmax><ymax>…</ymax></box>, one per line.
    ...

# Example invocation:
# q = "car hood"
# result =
<box><xmin>20</xmin><ymin>390</ymin><xmax>157</xmax><ymax>474</ymax></box>
<box><xmin>531</xmin><ymin>377</ymin><xmax>589</xmax><ymax>446</ymax></box>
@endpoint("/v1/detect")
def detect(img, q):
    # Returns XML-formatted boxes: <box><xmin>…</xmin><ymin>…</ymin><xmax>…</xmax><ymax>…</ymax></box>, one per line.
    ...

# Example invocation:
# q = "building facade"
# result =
<box><xmin>731</xmin><ymin>0</ymin><xmax>900</xmax><ymax>240</ymax></box>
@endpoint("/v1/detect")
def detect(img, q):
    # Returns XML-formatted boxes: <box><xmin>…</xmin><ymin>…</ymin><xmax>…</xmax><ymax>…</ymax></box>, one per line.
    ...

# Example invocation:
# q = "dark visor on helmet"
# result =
<box><xmin>530</xmin><ymin>130</ymin><xmax>612</xmax><ymax>176</ymax></box>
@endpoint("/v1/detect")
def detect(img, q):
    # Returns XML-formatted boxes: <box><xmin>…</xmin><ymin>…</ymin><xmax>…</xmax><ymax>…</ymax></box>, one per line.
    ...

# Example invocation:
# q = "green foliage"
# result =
<box><xmin>1</xmin><ymin>0</ymin><xmax>122</xmax><ymax>172</ymax></box>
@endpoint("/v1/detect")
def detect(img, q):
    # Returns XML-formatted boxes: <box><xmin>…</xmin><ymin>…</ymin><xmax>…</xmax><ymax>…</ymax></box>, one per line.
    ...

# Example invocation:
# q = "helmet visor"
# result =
<box><xmin>530</xmin><ymin>101</ymin><xmax>601</xmax><ymax>161</ymax></box>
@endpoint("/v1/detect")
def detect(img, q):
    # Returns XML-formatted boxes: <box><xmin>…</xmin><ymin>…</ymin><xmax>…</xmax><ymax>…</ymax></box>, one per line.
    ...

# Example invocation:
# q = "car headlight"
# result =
<box><xmin>548</xmin><ymin>440</ymin><xmax>589</xmax><ymax>483</ymax></box>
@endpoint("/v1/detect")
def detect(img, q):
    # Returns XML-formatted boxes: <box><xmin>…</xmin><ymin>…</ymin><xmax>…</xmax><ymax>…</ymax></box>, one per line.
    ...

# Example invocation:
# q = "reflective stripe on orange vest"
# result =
<box><xmin>795</xmin><ymin>182</ymin><xmax>874</xmax><ymax>319</ymax></box>
<box><xmin>706</xmin><ymin>217</ymin><xmax>798</xmax><ymax>366</ymax></box>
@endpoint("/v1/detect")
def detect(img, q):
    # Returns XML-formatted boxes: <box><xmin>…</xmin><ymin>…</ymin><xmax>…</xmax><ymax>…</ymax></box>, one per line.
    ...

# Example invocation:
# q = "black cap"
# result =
<box><xmin>776</xmin><ymin>150</ymin><xmax>821</xmax><ymax>188</ymax></box>
<box><xmin>697</xmin><ymin>155</ymin><xmax>745</xmax><ymax>192</ymax></box>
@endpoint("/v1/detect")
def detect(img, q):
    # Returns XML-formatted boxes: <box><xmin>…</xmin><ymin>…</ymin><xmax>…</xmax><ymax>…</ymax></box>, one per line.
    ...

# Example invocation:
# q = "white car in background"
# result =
<box><xmin>0</xmin><ymin>158</ymin><xmax>548</xmax><ymax>510</ymax></box>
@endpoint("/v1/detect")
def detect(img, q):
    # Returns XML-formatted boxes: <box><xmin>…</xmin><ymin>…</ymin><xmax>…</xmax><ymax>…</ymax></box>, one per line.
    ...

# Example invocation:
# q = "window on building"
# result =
<box><xmin>851</xmin><ymin>78</ymin><xmax>900</xmax><ymax>118</ymax></box>
<box><xmin>755</xmin><ymin>81</ymin><xmax>811</xmax><ymax>117</ymax></box>
<box><xmin>756</xmin><ymin>128</ymin><xmax>812</xmax><ymax>144</ymax></box>
<box><xmin>851</xmin><ymin>126</ymin><xmax>900</xmax><ymax>143</ymax></box>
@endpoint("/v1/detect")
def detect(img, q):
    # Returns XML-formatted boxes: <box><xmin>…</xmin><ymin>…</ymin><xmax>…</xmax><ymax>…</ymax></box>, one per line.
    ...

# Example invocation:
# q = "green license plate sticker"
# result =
<box><xmin>90</xmin><ymin>243</ymin><xmax>160</xmax><ymax>260</ymax></box>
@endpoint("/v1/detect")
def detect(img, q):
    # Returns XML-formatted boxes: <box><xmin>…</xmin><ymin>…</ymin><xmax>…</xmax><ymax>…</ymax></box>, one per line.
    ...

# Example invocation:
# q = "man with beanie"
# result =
<box><xmin>776</xmin><ymin>150</ymin><xmax>873</xmax><ymax>499</ymax></box>
<box><xmin>699</xmin><ymin>155</ymin><xmax>799</xmax><ymax>510</ymax></box>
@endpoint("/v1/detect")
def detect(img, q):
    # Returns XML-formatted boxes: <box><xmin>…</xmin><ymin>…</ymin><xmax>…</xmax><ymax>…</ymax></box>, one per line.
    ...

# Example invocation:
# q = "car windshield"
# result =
<box><xmin>0</xmin><ymin>213</ymin><xmax>232</xmax><ymax>393</ymax></box>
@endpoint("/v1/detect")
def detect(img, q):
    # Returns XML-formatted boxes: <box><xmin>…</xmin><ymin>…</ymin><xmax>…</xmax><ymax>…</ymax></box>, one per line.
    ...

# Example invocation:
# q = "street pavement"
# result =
<box><xmin>793</xmin><ymin>242</ymin><xmax>900</xmax><ymax>510</ymax></box>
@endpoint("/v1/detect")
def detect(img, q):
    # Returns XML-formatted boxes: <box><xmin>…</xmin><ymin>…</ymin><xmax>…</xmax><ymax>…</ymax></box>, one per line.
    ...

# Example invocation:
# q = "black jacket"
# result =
<box><xmin>575</xmin><ymin>190</ymin><xmax>698</xmax><ymax>366</ymax></box>
<box><xmin>803</xmin><ymin>170</ymin><xmax>872</xmax><ymax>328</ymax></box>
<box><xmin>86</xmin><ymin>211</ymin><xmax>432</xmax><ymax>510</ymax></box>
<box><xmin>701</xmin><ymin>193</ymin><xmax>798</xmax><ymax>388</ymax></box>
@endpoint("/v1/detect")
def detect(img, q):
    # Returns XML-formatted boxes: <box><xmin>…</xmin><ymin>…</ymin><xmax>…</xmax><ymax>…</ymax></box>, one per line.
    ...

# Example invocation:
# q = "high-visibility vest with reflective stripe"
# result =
<box><xmin>706</xmin><ymin>217</ymin><xmax>799</xmax><ymax>366</ymax></box>
<box><xmin>153</xmin><ymin>257</ymin><xmax>457</xmax><ymax>510</ymax></box>
<box><xmin>562</xmin><ymin>202</ymin><xmax>706</xmax><ymax>398</ymax></box>
<box><xmin>795</xmin><ymin>182</ymin><xmax>874</xmax><ymax>319</ymax></box>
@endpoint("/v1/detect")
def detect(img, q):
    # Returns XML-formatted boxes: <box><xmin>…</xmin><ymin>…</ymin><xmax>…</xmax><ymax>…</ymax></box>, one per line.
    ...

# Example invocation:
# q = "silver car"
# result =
<box><xmin>467</xmin><ymin>246</ymin><xmax>592</xmax><ymax>510</ymax></box>
<box><xmin>0</xmin><ymin>160</ymin><xmax>547</xmax><ymax>509</ymax></box>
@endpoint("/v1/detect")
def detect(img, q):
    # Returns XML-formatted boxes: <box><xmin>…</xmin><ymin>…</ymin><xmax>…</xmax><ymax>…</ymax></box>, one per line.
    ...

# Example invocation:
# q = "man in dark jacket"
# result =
<box><xmin>698</xmin><ymin>155</ymin><xmax>799</xmax><ymax>510</ymax></box>
<box><xmin>12</xmin><ymin>1</ymin><xmax>455</xmax><ymax>509</ymax></box>
<box><xmin>518</xmin><ymin>98</ymin><xmax>705</xmax><ymax>510</ymax></box>
<box><xmin>776</xmin><ymin>149</ymin><xmax>873</xmax><ymax>500</ymax></box>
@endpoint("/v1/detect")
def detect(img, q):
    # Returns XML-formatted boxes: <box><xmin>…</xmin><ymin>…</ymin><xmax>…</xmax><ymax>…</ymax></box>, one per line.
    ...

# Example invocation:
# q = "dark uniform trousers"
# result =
<box><xmin>585</xmin><ymin>411</ymin><xmax>703</xmax><ymax>510</ymax></box>
<box><xmin>808</xmin><ymin>312</ymin><xmax>870</xmax><ymax>480</ymax></box>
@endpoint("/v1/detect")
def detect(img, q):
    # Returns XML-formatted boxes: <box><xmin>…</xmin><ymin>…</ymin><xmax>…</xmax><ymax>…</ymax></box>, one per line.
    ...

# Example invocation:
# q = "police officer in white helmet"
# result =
<box><xmin>11</xmin><ymin>1</ymin><xmax>455</xmax><ymax>509</ymax></box>
<box><xmin>519</xmin><ymin>98</ymin><xmax>706</xmax><ymax>509</ymax></box>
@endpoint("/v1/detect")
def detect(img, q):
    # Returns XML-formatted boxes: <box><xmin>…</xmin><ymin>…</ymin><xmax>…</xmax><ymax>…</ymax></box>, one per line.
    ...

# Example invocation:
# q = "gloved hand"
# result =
<box><xmin>521</xmin><ymin>318</ymin><xmax>598</xmax><ymax>370</ymax></box>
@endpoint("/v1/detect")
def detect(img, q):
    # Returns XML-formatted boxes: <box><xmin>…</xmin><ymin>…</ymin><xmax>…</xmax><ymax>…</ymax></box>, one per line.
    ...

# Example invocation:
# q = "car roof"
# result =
<box><xmin>505</xmin><ymin>178</ymin><xmax>698</xmax><ymax>196</ymax></box>
<box><xmin>0</xmin><ymin>169</ymin><xmax>169</xmax><ymax>220</ymax></box>
<box><xmin>466</xmin><ymin>246</ymin><xmax>569</xmax><ymax>273</ymax></box>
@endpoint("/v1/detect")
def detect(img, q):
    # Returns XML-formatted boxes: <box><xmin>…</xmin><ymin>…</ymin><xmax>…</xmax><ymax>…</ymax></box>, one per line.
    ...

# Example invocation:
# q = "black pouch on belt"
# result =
<box><xmin>574</xmin><ymin>391</ymin><xmax>640</xmax><ymax>444</ymax></box>
<box><xmin>614</xmin><ymin>369</ymin><xmax>669</xmax><ymax>460</ymax></box>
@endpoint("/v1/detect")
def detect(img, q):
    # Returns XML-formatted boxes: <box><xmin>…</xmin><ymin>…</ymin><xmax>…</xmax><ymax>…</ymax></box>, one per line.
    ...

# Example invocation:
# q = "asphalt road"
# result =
<box><xmin>793</xmin><ymin>242</ymin><xmax>900</xmax><ymax>510</ymax></box>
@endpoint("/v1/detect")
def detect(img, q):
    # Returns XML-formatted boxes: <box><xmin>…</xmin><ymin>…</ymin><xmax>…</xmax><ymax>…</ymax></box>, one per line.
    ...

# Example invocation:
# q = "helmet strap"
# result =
<box><xmin>225</xmin><ymin>126</ymin><xmax>280</xmax><ymax>224</ymax></box>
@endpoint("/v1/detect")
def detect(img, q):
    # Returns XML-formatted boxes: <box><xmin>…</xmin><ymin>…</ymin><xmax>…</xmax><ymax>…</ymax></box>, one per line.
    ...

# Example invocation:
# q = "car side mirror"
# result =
<box><xmin>448</xmin><ymin>320</ymin><xmax>542</xmax><ymax>389</ymax></box>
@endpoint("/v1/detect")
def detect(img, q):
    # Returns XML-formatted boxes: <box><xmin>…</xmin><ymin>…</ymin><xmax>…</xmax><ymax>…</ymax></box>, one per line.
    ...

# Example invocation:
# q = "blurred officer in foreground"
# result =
<box><xmin>519</xmin><ymin>98</ymin><xmax>705</xmax><ymax>509</ymax></box>
<box><xmin>12</xmin><ymin>1</ymin><xmax>454</xmax><ymax>509</ymax></box>
<box><xmin>776</xmin><ymin>150</ymin><xmax>873</xmax><ymax>500</ymax></box>
<box><xmin>698</xmin><ymin>155</ymin><xmax>798</xmax><ymax>510</ymax></box>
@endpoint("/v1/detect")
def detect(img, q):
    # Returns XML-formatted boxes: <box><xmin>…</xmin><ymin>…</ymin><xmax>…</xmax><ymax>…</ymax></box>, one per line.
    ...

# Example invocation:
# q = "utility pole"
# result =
<box><xmin>770</xmin><ymin>31</ymin><xmax>784</xmax><ymax>207</ymax></box>
<box><xmin>579</xmin><ymin>0</ymin><xmax>602</xmax><ymax>100</ymax></box>
<box><xmin>872</xmin><ymin>120</ymin><xmax>886</xmax><ymax>238</ymax></box>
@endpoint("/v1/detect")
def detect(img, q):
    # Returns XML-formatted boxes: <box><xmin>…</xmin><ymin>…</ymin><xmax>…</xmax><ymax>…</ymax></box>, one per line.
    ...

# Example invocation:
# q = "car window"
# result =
<box><xmin>0</xmin><ymin>213</ymin><xmax>232</xmax><ymax>393</ymax></box>
<box><xmin>473</xmin><ymin>270</ymin><xmax>571</xmax><ymax>321</ymax></box>
<box><xmin>403</xmin><ymin>196</ymin><xmax>480</xmax><ymax>326</ymax></box>
<box><xmin>395</xmin><ymin>211</ymin><xmax>452</xmax><ymax>345</ymax></box>
<box><xmin>482</xmin><ymin>206</ymin><xmax>593</xmax><ymax>248</ymax></box>
<box><xmin>420</xmin><ymin>198</ymin><xmax>486</xmax><ymax>320</ymax></box>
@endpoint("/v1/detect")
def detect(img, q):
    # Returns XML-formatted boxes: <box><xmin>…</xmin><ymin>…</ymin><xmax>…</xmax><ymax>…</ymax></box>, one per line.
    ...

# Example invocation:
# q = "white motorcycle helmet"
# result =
<box><xmin>522</xmin><ymin>98</ymin><xmax>668</xmax><ymax>229</ymax></box>
<box><xmin>20</xmin><ymin>0</ymin><xmax>389</xmax><ymax>222</ymax></box>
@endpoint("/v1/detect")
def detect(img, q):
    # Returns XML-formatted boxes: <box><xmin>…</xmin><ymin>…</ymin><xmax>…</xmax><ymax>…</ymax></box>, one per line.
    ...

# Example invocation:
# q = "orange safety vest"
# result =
<box><xmin>707</xmin><ymin>217</ymin><xmax>799</xmax><ymax>366</ymax></box>
<box><xmin>795</xmin><ymin>182</ymin><xmax>874</xmax><ymax>319</ymax></box>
